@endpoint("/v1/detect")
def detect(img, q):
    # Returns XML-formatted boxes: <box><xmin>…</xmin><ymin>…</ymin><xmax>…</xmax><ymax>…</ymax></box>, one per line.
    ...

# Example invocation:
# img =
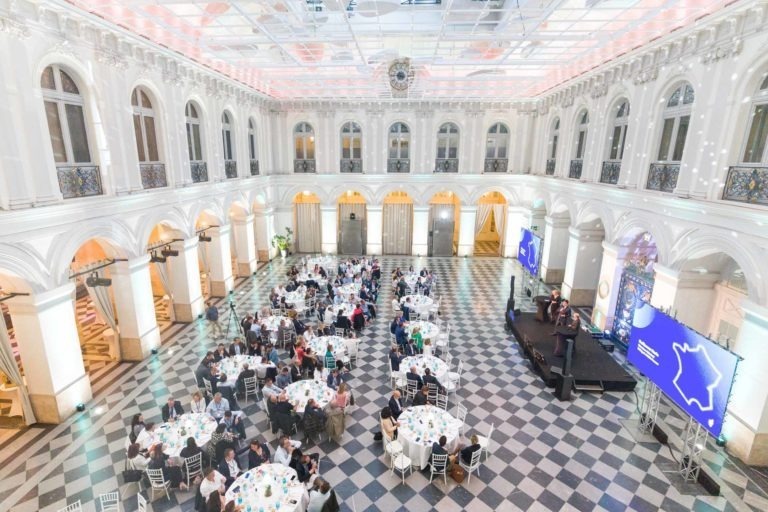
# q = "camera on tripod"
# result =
<box><xmin>229</xmin><ymin>301</ymin><xmax>236</xmax><ymax>310</ymax></box>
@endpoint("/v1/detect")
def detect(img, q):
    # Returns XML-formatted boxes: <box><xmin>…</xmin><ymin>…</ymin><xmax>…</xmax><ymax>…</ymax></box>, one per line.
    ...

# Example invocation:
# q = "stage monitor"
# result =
<box><xmin>627</xmin><ymin>302</ymin><xmax>740</xmax><ymax>438</ymax></box>
<box><xmin>517</xmin><ymin>228</ymin><xmax>542</xmax><ymax>277</ymax></box>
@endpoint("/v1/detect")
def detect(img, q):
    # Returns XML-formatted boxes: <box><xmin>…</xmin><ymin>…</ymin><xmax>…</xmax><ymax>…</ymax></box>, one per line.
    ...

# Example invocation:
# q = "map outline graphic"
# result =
<box><xmin>671</xmin><ymin>342</ymin><xmax>722</xmax><ymax>413</ymax></box>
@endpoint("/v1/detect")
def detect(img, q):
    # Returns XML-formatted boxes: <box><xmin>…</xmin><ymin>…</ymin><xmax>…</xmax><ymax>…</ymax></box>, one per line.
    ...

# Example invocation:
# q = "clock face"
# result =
<box><xmin>388</xmin><ymin>60</ymin><xmax>412</xmax><ymax>92</ymax></box>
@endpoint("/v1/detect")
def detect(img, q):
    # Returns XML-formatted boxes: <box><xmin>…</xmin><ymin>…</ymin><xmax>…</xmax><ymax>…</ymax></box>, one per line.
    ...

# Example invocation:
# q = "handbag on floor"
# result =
<box><xmin>450</xmin><ymin>465</ymin><xmax>465</xmax><ymax>484</ymax></box>
<box><xmin>122</xmin><ymin>468</ymin><xmax>143</xmax><ymax>483</ymax></box>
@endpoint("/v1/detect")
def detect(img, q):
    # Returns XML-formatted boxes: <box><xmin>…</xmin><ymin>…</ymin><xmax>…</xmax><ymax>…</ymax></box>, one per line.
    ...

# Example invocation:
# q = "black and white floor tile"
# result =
<box><xmin>0</xmin><ymin>256</ymin><xmax>767</xmax><ymax>511</ymax></box>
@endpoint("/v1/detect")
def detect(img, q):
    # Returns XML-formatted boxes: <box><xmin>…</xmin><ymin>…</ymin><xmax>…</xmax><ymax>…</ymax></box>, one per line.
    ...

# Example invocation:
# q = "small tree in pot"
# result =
<box><xmin>271</xmin><ymin>227</ymin><xmax>293</xmax><ymax>258</ymax></box>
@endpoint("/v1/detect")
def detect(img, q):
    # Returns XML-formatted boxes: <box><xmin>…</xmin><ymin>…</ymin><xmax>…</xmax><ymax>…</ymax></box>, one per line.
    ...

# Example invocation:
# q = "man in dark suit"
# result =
<box><xmin>395</xmin><ymin>322</ymin><xmax>408</xmax><ymax>347</ymax></box>
<box><xmin>161</xmin><ymin>397</ymin><xmax>184</xmax><ymax>422</ymax></box>
<box><xmin>236</xmin><ymin>363</ymin><xmax>256</xmax><ymax>394</ymax></box>
<box><xmin>403</xmin><ymin>338</ymin><xmax>416</xmax><ymax>357</ymax></box>
<box><xmin>555</xmin><ymin>313</ymin><xmax>581</xmax><ymax>357</ymax></box>
<box><xmin>412</xmin><ymin>386</ymin><xmax>429</xmax><ymax>406</ymax></box>
<box><xmin>220</xmin><ymin>410</ymin><xmax>246</xmax><ymax>439</ymax></box>
<box><xmin>290</xmin><ymin>360</ymin><xmax>303</xmax><ymax>382</ymax></box>
<box><xmin>555</xmin><ymin>299</ymin><xmax>572</xmax><ymax>327</ymax></box>
<box><xmin>327</xmin><ymin>368</ymin><xmax>342</xmax><ymax>390</ymax></box>
<box><xmin>406</xmin><ymin>366</ymin><xmax>424</xmax><ymax>390</ymax></box>
<box><xmin>422</xmin><ymin>368</ymin><xmax>445</xmax><ymax>394</ymax></box>
<box><xmin>217</xmin><ymin>447</ymin><xmax>242</xmax><ymax>488</ymax></box>
<box><xmin>388</xmin><ymin>390</ymin><xmax>403</xmax><ymax>420</ymax></box>
<box><xmin>229</xmin><ymin>337</ymin><xmax>247</xmax><ymax>357</ymax></box>
<box><xmin>401</xmin><ymin>299</ymin><xmax>412</xmax><ymax>321</ymax></box>
<box><xmin>195</xmin><ymin>361</ymin><xmax>216</xmax><ymax>393</ymax></box>
<box><xmin>389</xmin><ymin>346</ymin><xmax>403</xmax><ymax>372</ymax></box>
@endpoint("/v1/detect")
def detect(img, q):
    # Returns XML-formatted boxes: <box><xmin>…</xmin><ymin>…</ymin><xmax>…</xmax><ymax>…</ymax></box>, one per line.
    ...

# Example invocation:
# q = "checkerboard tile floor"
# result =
<box><xmin>0</xmin><ymin>256</ymin><xmax>767</xmax><ymax>511</ymax></box>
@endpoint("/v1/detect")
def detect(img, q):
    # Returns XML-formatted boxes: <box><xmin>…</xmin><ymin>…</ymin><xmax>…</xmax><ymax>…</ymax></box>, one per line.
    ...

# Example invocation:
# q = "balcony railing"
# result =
<box><xmin>568</xmin><ymin>159</ymin><xmax>583</xmax><ymax>179</ymax></box>
<box><xmin>340</xmin><ymin>159</ymin><xmax>363</xmax><ymax>173</ymax></box>
<box><xmin>387</xmin><ymin>159</ymin><xmax>410</xmax><ymax>173</ymax></box>
<box><xmin>435</xmin><ymin>158</ymin><xmax>459</xmax><ymax>173</ymax></box>
<box><xmin>483</xmin><ymin>158</ymin><xmax>507</xmax><ymax>173</ymax></box>
<box><xmin>722</xmin><ymin>166</ymin><xmax>768</xmax><ymax>206</ymax></box>
<box><xmin>224</xmin><ymin>160</ymin><xmax>238</xmax><ymax>179</ymax></box>
<box><xmin>57</xmin><ymin>165</ymin><xmax>102</xmax><ymax>199</ymax></box>
<box><xmin>600</xmin><ymin>160</ymin><xmax>621</xmax><ymax>185</ymax></box>
<box><xmin>294</xmin><ymin>159</ymin><xmax>317</xmax><ymax>173</ymax></box>
<box><xmin>139</xmin><ymin>163</ymin><xmax>167</xmax><ymax>189</ymax></box>
<box><xmin>646</xmin><ymin>163</ymin><xmax>679</xmax><ymax>193</ymax></box>
<box><xmin>250</xmin><ymin>159</ymin><xmax>259</xmax><ymax>176</ymax></box>
<box><xmin>545</xmin><ymin>159</ymin><xmax>556</xmax><ymax>175</ymax></box>
<box><xmin>190</xmin><ymin>161</ymin><xmax>208</xmax><ymax>183</ymax></box>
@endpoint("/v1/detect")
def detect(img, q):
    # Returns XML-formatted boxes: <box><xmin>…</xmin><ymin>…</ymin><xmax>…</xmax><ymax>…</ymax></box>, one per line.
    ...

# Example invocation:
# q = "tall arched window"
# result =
<box><xmin>248</xmin><ymin>118</ymin><xmax>259</xmax><ymax>176</ymax></box>
<box><xmin>484</xmin><ymin>122</ymin><xmax>509</xmax><ymax>172</ymax></box>
<box><xmin>648</xmin><ymin>82</ymin><xmax>694</xmax><ymax>192</ymax></box>
<box><xmin>601</xmin><ymin>100</ymin><xmax>630</xmax><ymax>185</ymax></box>
<box><xmin>185</xmin><ymin>101</ymin><xmax>207</xmax><ymax>182</ymax></box>
<box><xmin>131</xmin><ymin>87</ymin><xmax>165</xmax><ymax>189</ymax></box>
<box><xmin>388</xmin><ymin>122</ymin><xmax>410</xmax><ymax>173</ymax></box>
<box><xmin>41</xmin><ymin>64</ymin><xmax>101</xmax><ymax>198</ymax></box>
<box><xmin>724</xmin><ymin>75</ymin><xmax>768</xmax><ymax>205</ymax></box>
<box><xmin>546</xmin><ymin>118</ymin><xmax>559</xmax><ymax>175</ymax></box>
<box><xmin>570</xmin><ymin>110</ymin><xmax>589</xmax><ymax>179</ymax></box>
<box><xmin>340</xmin><ymin>121</ymin><xmax>362</xmax><ymax>173</ymax></box>
<box><xmin>294</xmin><ymin>122</ymin><xmax>316</xmax><ymax>173</ymax></box>
<box><xmin>222</xmin><ymin>111</ymin><xmax>237</xmax><ymax>178</ymax></box>
<box><xmin>435</xmin><ymin>122</ymin><xmax>459</xmax><ymax>173</ymax></box>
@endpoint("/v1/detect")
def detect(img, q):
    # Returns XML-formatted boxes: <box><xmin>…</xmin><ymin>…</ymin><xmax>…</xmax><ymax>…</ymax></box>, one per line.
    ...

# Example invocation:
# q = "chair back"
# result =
<box><xmin>435</xmin><ymin>394</ymin><xmax>448</xmax><ymax>410</ymax></box>
<box><xmin>334</xmin><ymin>327</ymin><xmax>345</xmax><ymax>337</ymax></box>
<box><xmin>137</xmin><ymin>494</ymin><xmax>147</xmax><ymax>512</ymax></box>
<box><xmin>456</xmin><ymin>404</ymin><xmax>467</xmax><ymax>425</ymax></box>
<box><xmin>146</xmin><ymin>468</ymin><xmax>168</xmax><ymax>488</ymax></box>
<box><xmin>271</xmin><ymin>308</ymin><xmax>282</xmax><ymax>317</ymax></box>
<box><xmin>324</xmin><ymin>355</ymin><xmax>336</xmax><ymax>370</ymax></box>
<box><xmin>243</xmin><ymin>376</ymin><xmax>258</xmax><ymax>395</ymax></box>
<box><xmin>203</xmin><ymin>378</ymin><xmax>213</xmax><ymax>398</ymax></box>
<box><xmin>486</xmin><ymin>423</ymin><xmax>495</xmax><ymax>449</ymax></box>
<box><xmin>430</xmin><ymin>453</ymin><xmax>449</xmax><ymax>473</ymax></box>
<box><xmin>406</xmin><ymin>379</ymin><xmax>418</xmax><ymax>398</ymax></box>
<box><xmin>57</xmin><ymin>501</ymin><xmax>82</xmax><ymax>512</ymax></box>
<box><xmin>426</xmin><ymin>382</ymin><xmax>438</xmax><ymax>400</ymax></box>
<box><xmin>344</xmin><ymin>338</ymin><xmax>359</xmax><ymax>357</ymax></box>
<box><xmin>184</xmin><ymin>451</ymin><xmax>204</xmax><ymax>482</ymax></box>
<box><xmin>468</xmin><ymin>447</ymin><xmax>482</xmax><ymax>469</ymax></box>
<box><xmin>98</xmin><ymin>492</ymin><xmax>120</xmax><ymax>512</ymax></box>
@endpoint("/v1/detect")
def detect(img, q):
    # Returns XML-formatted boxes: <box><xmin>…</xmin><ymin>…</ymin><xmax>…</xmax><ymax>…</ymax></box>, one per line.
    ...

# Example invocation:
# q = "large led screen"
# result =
<box><xmin>517</xmin><ymin>228</ymin><xmax>542</xmax><ymax>277</ymax></box>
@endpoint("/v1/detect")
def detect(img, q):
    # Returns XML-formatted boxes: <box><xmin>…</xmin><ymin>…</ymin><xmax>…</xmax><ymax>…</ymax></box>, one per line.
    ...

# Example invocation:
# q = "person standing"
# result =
<box><xmin>206</xmin><ymin>301</ymin><xmax>222</xmax><ymax>339</ymax></box>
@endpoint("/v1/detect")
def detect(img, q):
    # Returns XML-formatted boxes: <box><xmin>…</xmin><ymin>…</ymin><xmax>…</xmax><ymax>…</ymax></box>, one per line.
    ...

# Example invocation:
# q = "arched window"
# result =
<box><xmin>740</xmin><ymin>75</ymin><xmax>768</xmax><ymax>164</ymax></box>
<box><xmin>294</xmin><ymin>122</ymin><xmax>316</xmax><ymax>173</ymax></box>
<box><xmin>484</xmin><ymin>123</ymin><xmax>509</xmax><ymax>173</ymax></box>
<box><xmin>340</xmin><ymin>121</ymin><xmax>362</xmax><ymax>173</ymax></box>
<box><xmin>185</xmin><ymin>101</ymin><xmax>207</xmax><ymax>182</ymax></box>
<box><xmin>222</xmin><ymin>111</ymin><xmax>236</xmax><ymax>178</ymax></box>
<box><xmin>41</xmin><ymin>65</ymin><xmax>102</xmax><ymax>198</ymax></box>
<box><xmin>248</xmin><ymin>118</ymin><xmax>259</xmax><ymax>175</ymax></box>
<box><xmin>546</xmin><ymin>118</ymin><xmax>559</xmax><ymax>174</ymax></box>
<box><xmin>388</xmin><ymin>122</ymin><xmax>410</xmax><ymax>173</ymax></box>
<box><xmin>435</xmin><ymin>122</ymin><xmax>459</xmax><ymax>173</ymax></box>
<box><xmin>600</xmin><ymin>100</ymin><xmax>629</xmax><ymax>184</ymax></box>
<box><xmin>131</xmin><ymin>87</ymin><xmax>165</xmax><ymax>188</ymax></box>
<box><xmin>570</xmin><ymin>110</ymin><xmax>589</xmax><ymax>179</ymax></box>
<box><xmin>648</xmin><ymin>83</ymin><xmax>694</xmax><ymax>192</ymax></box>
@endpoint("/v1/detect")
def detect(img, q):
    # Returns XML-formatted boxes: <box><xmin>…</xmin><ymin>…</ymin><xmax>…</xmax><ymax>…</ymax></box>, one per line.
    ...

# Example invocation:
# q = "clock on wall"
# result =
<box><xmin>388</xmin><ymin>58</ymin><xmax>414</xmax><ymax>95</ymax></box>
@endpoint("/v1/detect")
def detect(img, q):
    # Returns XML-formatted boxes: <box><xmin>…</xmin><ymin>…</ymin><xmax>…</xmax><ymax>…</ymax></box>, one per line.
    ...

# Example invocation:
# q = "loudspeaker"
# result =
<box><xmin>554</xmin><ymin>374</ymin><xmax>574</xmax><ymax>401</ymax></box>
<box><xmin>509</xmin><ymin>275</ymin><xmax>516</xmax><ymax>299</ymax></box>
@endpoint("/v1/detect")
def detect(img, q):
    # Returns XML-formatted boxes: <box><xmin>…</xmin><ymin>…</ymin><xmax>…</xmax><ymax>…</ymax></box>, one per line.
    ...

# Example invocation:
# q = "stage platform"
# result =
<box><xmin>510</xmin><ymin>313</ymin><xmax>637</xmax><ymax>392</ymax></box>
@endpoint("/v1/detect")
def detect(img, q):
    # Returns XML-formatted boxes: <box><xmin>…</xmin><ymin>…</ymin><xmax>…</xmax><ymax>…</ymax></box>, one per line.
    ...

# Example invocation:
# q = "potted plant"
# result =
<box><xmin>271</xmin><ymin>227</ymin><xmax>293</xmax><ymax>258</ymax></box>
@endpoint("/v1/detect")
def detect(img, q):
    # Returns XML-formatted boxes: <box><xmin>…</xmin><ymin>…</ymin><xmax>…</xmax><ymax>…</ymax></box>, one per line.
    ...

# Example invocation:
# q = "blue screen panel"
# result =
<box><xmin>517</xmin><ymin>228</ymin><xmax>542</xmax><ymax>277</ymax></box>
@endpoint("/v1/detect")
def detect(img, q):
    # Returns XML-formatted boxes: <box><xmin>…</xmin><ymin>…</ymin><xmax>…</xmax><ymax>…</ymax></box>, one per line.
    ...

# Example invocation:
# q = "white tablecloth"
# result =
<box><xmin>225</xmin><ymin>464</ymin><xmax>307</xmax><ymax>512</ymax></box>
<box><xmin>284</xmin><ymin>380</ymin><xmax>335</xmax><ymax>414</ymax></box>
<box><xmin>398</xmin><ymin>405</ymin><xmax>461</xmax><ymax>469</ymax></box>
<box><xmin>406</xmin><ymin>320</ymin><xmax>440</xmax><ymax>340</ymax></box>
<box><xmin>263</xmin><ymin>315</ymin><xmax>291</xmax><ymax>332</ymax></box>
<box><xmin>329</xmin><ymin>302</ymin><xmax>355</xmax><ymax>319</ymax></box>
<box><xmin>404</xmin><ymin>275</ymin><xmax>420</xmax><ymax>291</ymax></box>
<box><xmin>284</xmin><ymin>291</ymin><xmax>306</xmax><ymax>307</ymax></box>
<box><xmin>297</xmin><ymin>272</ymin><xmax>326</xmax><ymax>286</ymax></box>
<box><xmin>306</xmin><ymin>256</ymin><xmax>335</xmax><ymax>270</ymax></box>
<box><xmin>337</xmin><ymin>283</ymin><xmax>361</xmax><ymax>298</ymax></box>
<box><xmin>400</xmin><ymin>295</ymin><xmax>433</xmax><ymax>313</ymax></box>
<box><xmin>400</xmin><ymin>354</ymin><xmax>450</xmax><ymax>382</ymax></box>
<box><xmin>216</xmin><ymin>356</ymin><xmax>275</xmax><ymax>382</ymax></box>
<box><xmin>308</xmin><ymin>336</ymin><xmax>347</xmax><ymax>361</ymax></box>
<box><xmin>151</xmin><ymin>413</ymin><xmax>218</xmax><ymax>458</ymax></box>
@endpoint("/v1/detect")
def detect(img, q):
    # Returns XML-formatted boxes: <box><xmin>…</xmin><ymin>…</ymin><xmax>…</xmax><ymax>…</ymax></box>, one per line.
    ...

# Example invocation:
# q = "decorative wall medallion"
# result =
<box><xmin>598</xmin><ymin>280</ymin><xmax>610</xmax><ymax>299</ymax></box>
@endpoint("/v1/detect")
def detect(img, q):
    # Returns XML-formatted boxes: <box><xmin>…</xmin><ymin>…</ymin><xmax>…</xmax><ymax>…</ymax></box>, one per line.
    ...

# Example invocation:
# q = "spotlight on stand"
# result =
<box><xmin>199</xmin><ymin>232</ymin><xmax>212</xmax><ymax>242</ymax></box>
<box><xmin>85</xmin><ymin>272</ymin><xmax>112</xmax><ymax>287</ymax></box>
<box><xmin>161</xmin><ymin>246</ymin><xmax>179</xmax><ymax>257</ymax></box>
<box><xmin>150</xmin><ymin>251</ymin><xmax>166</xmax><ymax>263</ymax></box>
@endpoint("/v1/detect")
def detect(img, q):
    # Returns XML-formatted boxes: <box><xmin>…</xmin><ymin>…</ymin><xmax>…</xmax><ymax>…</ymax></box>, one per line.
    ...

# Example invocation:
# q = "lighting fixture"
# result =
<box><xmin>150</xmin><ymin>251</ymin><xmax>166</xmax><ymax>263</ymax></box>
<box><xmin>85</xmin><ymin>272</ymin><xmax>112</xmax><ymax>287</ymax></box>
<box><xmin>161</xmin><ymin>246</ymin><xmax>179</xmax><ymax>257</ymax></box>
<box><xmin>199</xmin><ymin>233</ymin><xmax>212</xmax><ymax>242</ymax></box>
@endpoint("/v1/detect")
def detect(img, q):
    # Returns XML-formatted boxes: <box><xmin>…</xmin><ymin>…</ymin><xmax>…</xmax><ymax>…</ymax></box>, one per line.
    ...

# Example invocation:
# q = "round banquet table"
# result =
<box><xmin>306</xmin><ymin>256</ymin><xmax>335</xmax><ymax>270</ymax></box>
<box><xmin>400</xmin><ymin>354</ymin><xmax>450</xmax><ymax>382</ymax></box>
<box><xmin>263</xmin><ymin>315</ymin><xmax>291</xmax><ymax>332</ymax></box>
<box><xmin>224</xmin><ymin>463</ymin><xmax>307</xmax><ymax>512</ymax></box>
<box><xmin>405</xmin><ymin>320</ymin><xmax>440</xmax><ymax>340</ymax></box>
<box><xmin>404</xmin><ymin>274</ymin><xmax>420</xmax><ymax>291</ymax></box>
<box><xmin>297</xmin><ymin>272</ymin><xmax>326</xmax><ymax>286</ymax></box>
<box><xmin>151</xmin><ymin>413</ymin><xmax>218</xmax><ymax>458</ymax></box>
<box><xmin>284</xmin><ymin>290</ymin><xmax>306</xmax><ymax>307</ymax></box>
<box><xmin>330</xmin><ymin>302</ymin><xmax>355</xmax><ymax>319</ymax></box>
<box><xmin>308</xmin><ymin>335</ymin><xmax>347</xmax><ymax>361</ymax></box>
<box><xmin>216</xmin><ymin>355</ymin><xmax>275</xmax><ymax>381</ymax></box>
<box><xmin>400</xmin><ymin>294</ymin><xmax>433</xmax><ymax>314</ymax></box>
<box><xmin>398</xmin><ymin>405</ymin><xmax>462</xmax><ymax>469</ymax></box>
<box><xmin>284</xmin><ymin>379</ymin><xmax>335</xmax><ymax>414</ymax></box>
<box><xmin>337</xmin><ymin>283</ymin><xmax>361</xmax><ymax>298</ymax></box>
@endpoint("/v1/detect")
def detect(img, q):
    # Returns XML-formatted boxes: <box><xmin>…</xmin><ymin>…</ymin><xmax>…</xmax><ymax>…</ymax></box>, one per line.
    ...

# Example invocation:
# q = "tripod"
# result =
<box><xmin>225</xmin><ymin>301</ymin><xmax>241</xmax><ymax>340</ymax></box>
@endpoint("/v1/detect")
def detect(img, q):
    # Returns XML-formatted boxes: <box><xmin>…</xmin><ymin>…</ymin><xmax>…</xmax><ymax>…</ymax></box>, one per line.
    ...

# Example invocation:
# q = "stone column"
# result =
<box><xmin>539</xmin><ymin>215</ymin><xmax>570</xmax><ymax>284</ymax></box>
<box><xmin>591</xmin><ymin>242</ymin><xmax>629</xmax><ymax>330</ymax></box>
<box><xmin>724</xmin><ymin>300</ymin><xmax>768</xmax><ymax>465</ymax></box>
<box><xmin>561</xmin><ymin>226</ymin><xmax>605</xmax><ymax>306</ymax></box>
<box><xmin>169</xmin><ymin>236</ymin><xmax>205</xmax><ymax>321</ymax></box>
<box><xmin>206</xmin><ymin>225</ymin><xmax>235</xmax><ymax>297</ymax></box>
<box><xmin>457</xmin><ymin>205</ymin><xmax>477</xmax><ymax>256</ymax></box>
<box><xmin>411</xmin><ymin>206</ymin><xmax>430</xmax><ymax>256</ymax></box>
<box><xmin>111</xmin><ymin>256</ymin><xmax>162</xmax><ymax>361</ymax></box>
<box><xmin>366</xmin><ymin>205</ymin><xmax>383</xmax><ymax>255</ymax></box>
<box><xmin>320</xmin><ymin>205</ymin><xmax>337</xmax><ymax>254</ymax></box>
<box><xmin>6</xmin><ymin>284</ymin><xmax>92</xmax><ymax>423</ymax></box>
<box><xmin>232</xmin><ymin>214</ymin><xmax>257</xmax><ymax>276</ymax></box>
<box><xmin>253</xmin><ymin>207</ymin><xmax>275</xmax><ymax>261</ymax></box>
<box><xmin>502</xmin><ymin>207</ymin><xmax>530</xmax><ymax>258</ymax></box>
<box><xmin>649</xmin><ymin>264</ymin><xmax>720</xmax><ymax>333</ymax></box>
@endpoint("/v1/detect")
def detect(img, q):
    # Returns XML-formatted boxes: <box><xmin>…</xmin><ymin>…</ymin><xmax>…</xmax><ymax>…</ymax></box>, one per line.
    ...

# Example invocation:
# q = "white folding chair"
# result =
<box><xmin>184</xmin><ymin>451</ymin><xmax>203</xmax><ymax>487</ymax></box>
<box><xmin>271</xmin><ymin>308</ymin><xmax>282</xmax><ymax>317</ymax></box>
<box><xmin>57</xmin><ymin>502</ymin><xmax>82</xmax><ymax>512</ymax></box>
<box><xmin>126</xmin><ymin>456</ymin><xmax>143</xmax><ymax>492</ymax></box>
<box><xmin>387</xmin><ymin>438</ymin><xmax>413</xmax><ymax>485</ymax></box>
<box><xmin>448</xmin><ymin>360</ymin><xmax>463</xmax><ymax>384</ymax></box>
<box><xmin>456</xmin><ymin>404</ymin><xmax>468</xmax><ymax>435</ymax></box>
<box><xmin>460</xmin><ymin>448</ymin><xmax>483</xmax><ymax>484</ymax></box>
<box><xmin>334</xmin><ymin>327</ymin><xmax>345</xmax><ymax>337</ymax></box>
<box><xmin>202</xmin><ymin>378</ymin><xmax>213</xmax><ymax>399</ymax></box>
<box><xmin>405</xmin><ymin>379</ymin><xmax>419</xmax><ymax>403</ymax></box>
<box><xmin>137</xmin><ymin>494</ymin><xmax>147</xmax><ymax>512</ymax></box>
<box><xmin>435</xmin><ymin>393</ymin><xmax>448</xmax><ymax>410</ymax></box>
<box><xmin>146</xmin><ymin>468</ymin><xmax>171</xmax><ymax>501</ymax></box>
<box><xmin>98</xmin><ymin>492</ymin><xmax>120</xmax><ymax>512</ymax></box>
<box><xmin>427</xmin><ymin>383</ymin><xmax>439</xmax><ymax>403</ymax></box>
<box><xmin>344</xmin><ymin>338</ymin><xmax>359</xmax><ymax>368</ymax></box>
<box><xmin>429</xmin><ymin>453</ymin><xmax>449</xmax><ymax>487</ymax></box>
<box><xmin>477</xmin><ymin>423</ymin><xmax>495</xmax><ymax>461</ymax></box>
<box><xmin>388</xmin><ymin>358</ymin><xmax>405</xmax><ymax>388</ymax></box>
<box><xmin>324</xmin><ymin>355</ymin><xmax>336</xmax><ymax>370</ymax></box>
<box><xmin>435</xmin><ymin>324</ymin><xmax>450</xmax><ymax>354</ymax></box>
<box><xmin>243</xmin><ymin>376</ymin><xmax>259</xmax><ymax>404</ymax></box>
<box><xmin>419</xmin><ymin>310</ymin><xmax>430</xmax><ymax>321</ymax></box>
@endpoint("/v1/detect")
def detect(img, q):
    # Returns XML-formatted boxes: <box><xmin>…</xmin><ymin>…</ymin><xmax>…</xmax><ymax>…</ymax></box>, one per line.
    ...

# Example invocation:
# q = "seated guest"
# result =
<box><xmin>180</xmin><ymin>436</ymin><xmax>210</xmax><ymax>469</ymax></box>
<box><xmin>412</xmin><ymin>386</ymin><xmax>430</xmax><ymax>406</ymax></box>
<box><xmin>555</xmin><ymin>313</ymin><xmax>581</xmax><ymax>357</ymax></box>
<box><xmin>148</xmin><ymin>444</ymin><xmax>188</xmax><ymax>490</ymax></box>
<box><xmin>389</xmin><ymin>346</ymin><xmax>403</xmax><ymax>372</ymax></box>
<box><xmin>291</xmin><ymin>313</ymin><xmax>308</xmax><ymax>336</ymax></box>
<box><xmin>217</xmin><ymin>448</ymin><xmax>242</xmax><ymax>488</ymax></box>
<box><xmin>403</xmin><ymin>337</ymin><xmax>416</xmax><ymax>357</ymax></box>
<box><xmin>216</xmin><ymin>375</ymin><xmax>239</xmax><ymax>408</ymax></box>
<box><xmin>276</xmin><ymin>366</ymin><xmax>293</xmax><ymax>389</ymax></box>
<box><xmin>422</xmin><ymin>368</ymin><xmax>445</xmax><ymax>394</ymax></box>
<box><xmin>206</xmin><ymin>392</ymin><xmax>234</xmax><ymax>421</ymax></box>
<box><xmin>190</xmin><ymin>391</ymin><xmax>207</xmax><ymax>414</ymax></box>
<box><xmin>290</xmin><ymin>360</ymin><xmax>303</xmax><ymax>382</ymax></box>
<box><xmin>200</xmin><ymin>468</ymin><xmax>226</xmax><ymax>509</ymax></box>
<box><xmin>248</xmin><ymin>438</ymin><xmax>271</xmax><ymax>469</ymax></box>
<box><xmin>274</xmin><ymin>392</ymin><xmax>296</xmax><ymax>415</ymax></box>
<box><xmin>335</xmin><ymin>309</ymin><xmax>351</xmax><ymax>333</ymax></box>
<box><xmin>247</xmin><ymin>338</ymin><xmax>262</xmax><ymax>356</ymax></box>
<box><xmin>290</xmin><ymin>448</ymin><xmax>318</xmax><ymax>486</ymax></box>
<box><xmin>236</xmin><ymin>363</ymin><xmax>256</xmax><ymax>394</ymax></box>
<box><xmin>307</xmin><ymin>478</ymin><xmax>333</xmax><ymax>512</ymax></box>
<box><xmin>380</xmin><ymin>406</ymin><xmax>399</xmax><ymax>440</ymax></box>
<box><xmin>213</xmin><ymin>343</ymin><xmax>229</xmax><ymax>362</ymax></box>
<box><xmin>207</xmin><ymin>424</ymin><xmax>237</xmax><ymax>464</ymax></box>
<box><xmin>274</xmin><ymin>435</ymin><xmax>301</xmax><ymax>466</ymax></box>
<box><xmin>460</xmin><ymin>435</ymin><xmax>482</xmax><ymax>465</ymax></box>
<box><xmin>388</xmin><ymin>390</ymin><xmax>403</xmax><ymax>420</ymax></box>
<box><xmin>405</xmin><ymin>366</ymin><xmax>424</xmax><ymax>389</ymax></box>
<box><xmin>229</xmin><ymin>337</ymin><xmax>247</xmax><ymax>357</ymax></box>
<box><xmin>304</xmin><ymin>398</ymin><xmax>327</xmax><ymax>425</ymax></box>
<box><xmin>326</xmin><ymin>368</ymin><xmax>342</xmax><ymax>390</ymax></box>
<box><xmin>136</xmin><ymin>422</ymin><xmax>156</xmax><ymax>451</ymax></box>
<box><xmin>162</xmin><ymin>396</ymin><xmax>184</xmax><ymax>422</ymax></box>
<box><xmin>130</xmin><ymin>413</ymin><xmax>146</xmax><ymax>442</ymax></box>
<box><xmin>268</xmin><ymin>344</ymin><xmax>280</xmax><ymax>366</ymax></box>
<box><xmin>431</xmin><ymin>435</ymin><xmax>457</xmax><ymax>471</ymax></box>
<box><xmin>262</xmin><ymin>377</ymin><xmax>282</xmax><ymax>400</ymax></box>
<box><xmin>127</xmin><ymin>443</ymin><xmax>150</xmax><ymax>471</ymax></box>
<box><xmin>220</xmin><ymin>410</ymin><xmax>246</xmax><ymax>440</ymax></box>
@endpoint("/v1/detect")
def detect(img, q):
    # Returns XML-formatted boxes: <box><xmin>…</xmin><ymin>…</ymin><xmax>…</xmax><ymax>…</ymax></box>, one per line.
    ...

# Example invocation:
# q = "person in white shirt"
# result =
<box><xmin>199</xmin><ymin>467</ymin><xmax>226</xmax><ymax>508</ymax></box>
<box><xmin>307</xmin><ymin>478</ymin><xmax>332</xmax><ymax>512</ymax></box>
<box><xmin>127</xmin><ymin>443</ymin><xmax>150</xmax><ymax>471</ymax></box>
<box><xmin>135</xmin><ymin>422</ymin><xmax>156</xmax><ymax>451</ymax></box>
<box><xmin>323</xmin><ymin>306</ymin><xmax>335</xmax><ymax>326</ymax></box>
<box><xmin>274</xmin><ymin>435</ymin><xmax>302</xmax><ymax>467</ymax></box>
<box><xmin>189</xmin><ymin>391</ymin><xmax>206</xmax><ymax>414</ymax></box>
<box><xmin>262</xmin><ymin>377</ymin><xmax>282</xmax><ymax>400</ymax></box>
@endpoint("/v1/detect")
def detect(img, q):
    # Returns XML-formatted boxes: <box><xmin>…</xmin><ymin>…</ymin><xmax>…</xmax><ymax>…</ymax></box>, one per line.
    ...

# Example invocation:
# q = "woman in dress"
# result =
<box><xmin>148</xmin><ymin>444</ymin><xmax>188</xmax><ymax>490</ymax></box>
<box><xmin>127</xmin><ymin>442</ymin><xmax>150</xmax><ymax>471</ymax></box>
<box><xmin>411</xmin><ymin>326</ymin><xmax>424</xmax><ymax>354</ymax></box>
<box><xmin>190</xmin><ymin>391</ymin><xmax>206</xmax><ymax>414</ymax></box>
<box><xmin>380</xmin><ymin>406</ymin><xmax>399</xmax><ymax>441</ymax></box>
